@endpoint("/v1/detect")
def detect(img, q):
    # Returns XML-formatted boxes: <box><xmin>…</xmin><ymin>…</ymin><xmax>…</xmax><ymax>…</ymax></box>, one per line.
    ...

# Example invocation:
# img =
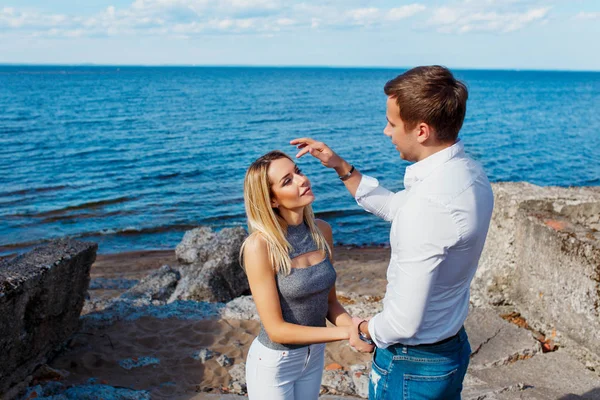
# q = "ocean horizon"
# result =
<box><xmin>2</xmin><ymin>66</ymin><xmax>599</xmax><ymax>256</ymax></box>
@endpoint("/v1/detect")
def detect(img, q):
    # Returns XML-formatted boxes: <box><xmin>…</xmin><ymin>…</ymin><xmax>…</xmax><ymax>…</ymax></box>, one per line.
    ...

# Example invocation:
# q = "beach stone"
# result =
<box><xmin>118</xmin><ymin>356</ymin><xmax>160</xmax><ymax>370</ymax></box>
<box><xmin>221</xmin><ymin>295</ymin><xmax>259</xmax><ymax>320</ymax></box>
<box><xmin>227</xmin><ymin>363</ymin><xmax>247</xmax><ymax>395</ymax></box>
<box><xmin>321</xmin><ymin>370</ymin><xmax>356</xmax><ymax>396</ymax></box>
<box><xmin>192</xmin><ymin>348</ymin><xmax>217</xmax><ymax>363</ymax></box>
<box><xmin>170</xmin><ymin>226</ymin><xmax>249</xmax><ymax>303</ymax></box>
<box><xmin>32</xmin><ymin>364</ymin><xmax>70</xmax><ymax>382</ymax></box>
<box><xmin>350</xmin><ymin>369</ymin><xmax>369</xmax><ymax>398</ymax></box>
<box><xmin>121</xmin><ymin>265</ymin><xmax>181</xmax><ymax>304</ymax></box>
<box><xmin>88</xmin><ymin>277</ymin><xmax>138</xmax><ymax>290</ymax></box>
<box><xmin>34</xmin><ymin>383</ymin><xmax>151</xmax><ymax>399</ymax></box>
<box><xmin>0</xmin><ymin>239</ymin><xmax>97</xmax><ymax>398</ymax></box>
<box><xmin>217</xmin><ymin>354</ymin><xmax>234</xmax><ymax>367</ymax></box>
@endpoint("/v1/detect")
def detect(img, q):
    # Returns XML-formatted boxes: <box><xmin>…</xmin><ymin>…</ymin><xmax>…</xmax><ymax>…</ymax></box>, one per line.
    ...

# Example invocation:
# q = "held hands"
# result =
<box><xmin>290</xmin><ymin>138</ymin><xmax>343</xmax><ymax>169</ymax></box>
<box><xmin>349</xmin><ymin>316</ymin><xmax>375</xmax><ymax>353</ymax></box>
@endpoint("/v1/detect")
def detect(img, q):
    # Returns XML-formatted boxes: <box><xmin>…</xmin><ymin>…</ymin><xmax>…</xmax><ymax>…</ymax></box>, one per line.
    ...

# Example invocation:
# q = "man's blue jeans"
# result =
<box><xmin>368</xmin><ymin>327</ymin><xmax>471</xmax><ymax>400</ymax></box>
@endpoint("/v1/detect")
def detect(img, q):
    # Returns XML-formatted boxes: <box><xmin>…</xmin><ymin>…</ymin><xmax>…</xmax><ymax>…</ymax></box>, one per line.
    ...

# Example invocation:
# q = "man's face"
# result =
<box><xmin>383</xmin><ymin>96</ymin><xmax>419</xmax><ymax>162</ymax></box>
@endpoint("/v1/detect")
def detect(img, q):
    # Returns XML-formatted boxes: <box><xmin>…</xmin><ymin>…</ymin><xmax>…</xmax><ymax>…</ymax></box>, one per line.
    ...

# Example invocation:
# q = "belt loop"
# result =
<box><xmin>402</xmin><ymin>346</ymin><xmax>407</xmax><ymax>354</ymax></box>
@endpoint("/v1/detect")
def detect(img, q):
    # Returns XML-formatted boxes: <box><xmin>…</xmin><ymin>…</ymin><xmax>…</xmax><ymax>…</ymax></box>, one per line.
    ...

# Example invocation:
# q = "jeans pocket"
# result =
<box><xmin>404</xmin><ymin>368</ymin><xmax>458</xmax><ymax>400</ymax></box>
<box><xmin>369</xmin><ymin>350</ymin><xmax>389</xmax><ymax>400</ymax></box>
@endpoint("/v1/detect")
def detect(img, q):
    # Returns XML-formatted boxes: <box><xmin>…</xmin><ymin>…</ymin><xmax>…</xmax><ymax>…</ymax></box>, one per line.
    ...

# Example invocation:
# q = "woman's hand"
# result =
<box><xmin>349</xmin><ymin>317</ymin><xmax>375</xmax><ymax>353</ymax></box>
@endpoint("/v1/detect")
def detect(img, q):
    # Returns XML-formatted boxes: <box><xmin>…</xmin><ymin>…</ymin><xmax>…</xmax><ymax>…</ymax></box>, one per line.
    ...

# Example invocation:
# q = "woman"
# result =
<box><xmin>241</xmin><ymin>150</ymin><xmax>353</xmax><ymax>399</ymax></box>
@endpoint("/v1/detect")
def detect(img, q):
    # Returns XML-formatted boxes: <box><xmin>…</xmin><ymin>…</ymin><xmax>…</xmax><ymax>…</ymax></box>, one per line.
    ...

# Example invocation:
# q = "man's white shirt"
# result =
<box><xmin>356</xmin><ymin>140</ymin><xmax>494</xmax><ymax>348</ymax></box>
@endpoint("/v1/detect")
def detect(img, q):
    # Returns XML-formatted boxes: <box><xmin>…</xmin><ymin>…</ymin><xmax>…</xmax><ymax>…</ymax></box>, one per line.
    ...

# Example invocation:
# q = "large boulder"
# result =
<box><xmin>169</xmin><ymin>227</ymin><xmax>249</xmax><ymax>303</ymax></box>
<box><xmin>0</xmin><ymin>239</ymin><xmax>97</xmax><ymax>397</ymax></box>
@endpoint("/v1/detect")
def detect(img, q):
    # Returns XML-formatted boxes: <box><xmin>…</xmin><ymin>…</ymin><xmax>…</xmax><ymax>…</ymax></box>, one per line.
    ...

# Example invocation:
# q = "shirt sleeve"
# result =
<box><xmin>354</xmin><ymin>174</ymin><xmax>407</xmax><ymax>222</ymax></box>
<box><xmin>367</xmin><ymin>197</ymin><xmax>460</xmax><ymax>348</ymax></box>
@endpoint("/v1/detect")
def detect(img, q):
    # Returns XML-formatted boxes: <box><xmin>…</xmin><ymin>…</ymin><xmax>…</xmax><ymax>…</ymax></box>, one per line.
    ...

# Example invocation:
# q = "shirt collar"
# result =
<box><xmin>404</xmin><ymin>139</ymin><xmax>465</xmax><ymax>189</ymax></box>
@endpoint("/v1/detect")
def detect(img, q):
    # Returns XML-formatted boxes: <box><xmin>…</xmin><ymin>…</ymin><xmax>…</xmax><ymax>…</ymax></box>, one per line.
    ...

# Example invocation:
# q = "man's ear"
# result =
<box><xmin>416</xmin><ymin>122</ymin><xmax>432</xmax><ymax>144</ymax></box>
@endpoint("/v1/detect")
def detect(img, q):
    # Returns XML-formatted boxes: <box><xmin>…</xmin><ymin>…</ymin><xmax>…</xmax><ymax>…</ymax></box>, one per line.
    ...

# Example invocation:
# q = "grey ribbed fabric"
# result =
<box><xmin>257</xmin><ymin>222</ymin><xmax>336</xmax><ymax>350</ymax></box>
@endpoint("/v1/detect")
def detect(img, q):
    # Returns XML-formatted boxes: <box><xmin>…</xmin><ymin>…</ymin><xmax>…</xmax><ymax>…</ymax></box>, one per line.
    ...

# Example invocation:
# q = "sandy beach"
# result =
<box><xmin>48</xmin><ymin>246</ymin><xmax>390</xmax><ymax>398</ymax></box>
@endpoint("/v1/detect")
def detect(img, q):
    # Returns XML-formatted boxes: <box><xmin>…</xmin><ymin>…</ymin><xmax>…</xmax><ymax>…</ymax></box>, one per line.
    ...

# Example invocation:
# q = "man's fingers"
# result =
<box><xmin>290</xmin><ymin>137</ymin><xmax>315</xmax><ymax>146</ymax></box>
<box><xmin>295</xmin><ymin>147</ymin><xmax>311</xmax><ymax>159</ymax></box>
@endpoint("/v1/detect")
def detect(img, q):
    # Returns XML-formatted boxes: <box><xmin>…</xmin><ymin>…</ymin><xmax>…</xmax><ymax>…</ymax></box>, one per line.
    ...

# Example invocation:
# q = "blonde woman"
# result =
<box><xmin>241</xmin><ymin>150</ymin><xmax>373</xmax><ymax>399</ymax></box>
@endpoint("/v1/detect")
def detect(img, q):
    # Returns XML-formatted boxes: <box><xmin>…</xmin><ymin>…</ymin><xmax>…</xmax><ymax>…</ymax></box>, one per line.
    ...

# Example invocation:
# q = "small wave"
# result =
<box><xmin>0</xmin><ymin>184</ymin><xmax>70</xmax><ymax>197</ymax></box>
<box><xmin>201</xmin><ymin>213</ymin><xmax>246</xmax><ymax>223</ymax></box>
<box><xmin>32</xmin><ymin>196</ymin><xmax>136</xmax><ymax>218</ymax></box>
<box><xmin>40</xmin><ymin>209</ymin><xmax>137</xmax><ymax>223</ymax></box>
<box><xmin>76</xmin><ymin>224</ymin><xmax>199</xmax><ymax>238</ymax></box>
<box><xmin>247</xmin><ymin>117</ymin><xmax>293</xmax><ymax>125</ymax></box>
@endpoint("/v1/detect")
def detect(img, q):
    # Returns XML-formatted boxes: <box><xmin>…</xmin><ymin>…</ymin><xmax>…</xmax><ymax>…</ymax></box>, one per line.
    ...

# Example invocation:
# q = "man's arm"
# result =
<box><xmin>290</xmin><ymin>138</ymin><xmax>403</xmax><ymax>221</ymax></box>
<box><xmin>366</xmin><ymin>198</ymin><xmax>459</xmax><ymax>348</ymax></box>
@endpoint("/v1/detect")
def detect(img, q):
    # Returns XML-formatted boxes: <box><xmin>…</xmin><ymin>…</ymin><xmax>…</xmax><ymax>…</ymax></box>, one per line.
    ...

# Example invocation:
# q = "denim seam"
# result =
<box><xmin>404</xmin><ymin>368</ymin><xmax>458</xmax><ymax>382</ymax></box>
<box><xmin>391</xmin><ymin>355</ymin><xmax>451</xmax><ymax>363</ymax></box>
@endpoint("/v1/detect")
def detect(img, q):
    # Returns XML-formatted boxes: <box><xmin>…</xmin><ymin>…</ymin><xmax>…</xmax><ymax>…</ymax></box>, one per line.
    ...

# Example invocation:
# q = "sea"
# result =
<box><xmin>1</xmin><ymin>66</ymin><xmax>599</xmax><ymax>257</ymax></box>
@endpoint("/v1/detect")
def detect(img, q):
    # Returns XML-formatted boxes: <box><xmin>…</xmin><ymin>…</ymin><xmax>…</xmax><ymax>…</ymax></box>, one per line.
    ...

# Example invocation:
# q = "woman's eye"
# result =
<box><xmin>296</xmin><ymin>168</ymin><xmax>303</xmax><ymax>175</ymax></box>
<box><xmin>283</xmin><ymin>179</ymin><xmax>291</xmax><ymax>185</ymax></box>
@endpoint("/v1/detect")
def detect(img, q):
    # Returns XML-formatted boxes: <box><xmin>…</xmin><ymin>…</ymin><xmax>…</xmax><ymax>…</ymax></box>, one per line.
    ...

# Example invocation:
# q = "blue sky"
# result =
<box><xmin>1</xmin><ymin>0</ymin><xmax>599</xmax><ymax>70</ymax></box>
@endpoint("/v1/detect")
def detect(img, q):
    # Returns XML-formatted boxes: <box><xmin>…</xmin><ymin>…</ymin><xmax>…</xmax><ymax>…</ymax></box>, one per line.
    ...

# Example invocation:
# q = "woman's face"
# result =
<box><xmin>267</xmin><ymin>157</ymin><xmax>314</xmax><ymax>211</ymax></box>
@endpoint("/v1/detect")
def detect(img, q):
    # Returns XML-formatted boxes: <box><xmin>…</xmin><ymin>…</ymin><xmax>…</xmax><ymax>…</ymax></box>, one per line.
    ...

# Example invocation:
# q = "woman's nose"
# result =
<box><xmin>296</xmin><ymin>174</ymin><xmax>309</xmax><ymax>186</ymax></box>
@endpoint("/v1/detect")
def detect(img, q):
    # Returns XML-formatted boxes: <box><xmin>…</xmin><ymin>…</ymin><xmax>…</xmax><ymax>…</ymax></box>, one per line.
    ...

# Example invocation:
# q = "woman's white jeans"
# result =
<box><xmin>246</xmin><ymin>338</ymin><xmax>325</xmax><ymax>399</ymax></box>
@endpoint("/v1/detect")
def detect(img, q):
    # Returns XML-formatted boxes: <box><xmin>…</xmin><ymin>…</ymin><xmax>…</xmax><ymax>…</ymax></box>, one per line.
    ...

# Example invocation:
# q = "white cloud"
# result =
<box><xmin>574</xmin><ymin>12</ymin><xmax>600</xmax><ymax>20</ymax></box>
<box><xmin>429</xmin><ymin>1</ymin><xmax>550</xmax><ymax>34</ymax></box>
<box><xmin>0</xmin><ymin>1</ymin><xmax>428</xmax><ymax>38</ymax></box>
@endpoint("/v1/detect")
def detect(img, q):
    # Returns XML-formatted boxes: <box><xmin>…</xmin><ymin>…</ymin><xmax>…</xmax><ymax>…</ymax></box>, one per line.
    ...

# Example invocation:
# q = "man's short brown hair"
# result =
<box><xmin>384</xmin><ymin>66</ymin><xmax>468</xmax><ymax>143</ymax></box>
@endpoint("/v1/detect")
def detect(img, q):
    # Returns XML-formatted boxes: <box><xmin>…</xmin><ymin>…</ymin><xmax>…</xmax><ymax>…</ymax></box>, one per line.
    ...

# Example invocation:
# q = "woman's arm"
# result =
<box><xmin>244</xmin><ymin>232</ymin><xmax>350</xmax><ymax>345</ymax></box>
<box><xmin>315</xmin><ymin>219</ymin><xmax>353</xmax><ymax>328</ymax></box>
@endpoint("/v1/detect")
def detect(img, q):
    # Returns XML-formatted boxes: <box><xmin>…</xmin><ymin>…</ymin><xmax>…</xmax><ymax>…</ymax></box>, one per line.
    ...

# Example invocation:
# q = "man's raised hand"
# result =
<box><xmin>290</xmin><ymin>138</ymin><xmax>342</xmax><ymax>169</ymax></box>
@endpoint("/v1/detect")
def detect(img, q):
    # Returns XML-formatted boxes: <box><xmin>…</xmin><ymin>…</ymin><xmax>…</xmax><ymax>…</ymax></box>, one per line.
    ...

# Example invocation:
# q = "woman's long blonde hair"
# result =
<box><xmin>240</xmin><ymin>150</ymin><xmax>331</xmax><ymax>276</ymax></box>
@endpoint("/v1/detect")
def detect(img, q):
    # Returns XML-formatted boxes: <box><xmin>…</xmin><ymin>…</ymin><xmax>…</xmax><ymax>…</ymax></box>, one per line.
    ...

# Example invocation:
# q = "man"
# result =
<box><xmin>291</xmin><ymin>65</ymin><xmax>494</xmax><ymax>399</ymax></box>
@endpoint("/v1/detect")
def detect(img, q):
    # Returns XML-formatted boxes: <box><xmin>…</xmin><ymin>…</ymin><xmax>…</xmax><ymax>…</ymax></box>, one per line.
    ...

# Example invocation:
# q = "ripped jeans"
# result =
<box><xmin>369</xmin><ymin>327</ymin><xmax>471</xmax><ymax>400</ymax></box>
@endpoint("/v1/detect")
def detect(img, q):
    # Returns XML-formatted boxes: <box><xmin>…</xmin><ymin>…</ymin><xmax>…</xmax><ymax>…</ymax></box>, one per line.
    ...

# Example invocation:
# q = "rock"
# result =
<box><xmin>32</xmin><ymin>364</ymin><xmax>70</xmax><ymax>382</ymax></box>
<box><xmin>221</xmin><ymin>295</ymin><xmax>260</xmax><ymax>320</ymax></box>
<box><xmin>175</xmin><ymin>227</ymin><xmax>215</xmax><ymax>264</ymax></box>
<box><xmin>36</xmin><ymin>384</ymin><xmax>151</xmax><ymax>399</ymax></box>
<box><xmin>0</xmin><ymin>239</ymin><xmax>97</xmax><ymax>397</ymax></box>
<box><xmin>88</xmin><ymin>277</ymin><xmax>138</xmax><ymax>290</ymax></box>
<box><xmin>321</xmin><ymin>370</ymin><xmax>356</xmax><ymax>396</ymax></box>
<box><xmin>169</xmin><ymin>227</ymin><xmax>249</xmax><ymax>303</ymax></box>
<box><xmin>118</xmin><ymin>356</ymin><xmax>160</xmax><ymax>370</ymax></box>
<box><xmin>192</xmin><ymin>349</ymin><xmax>217</xmax><ymax>363</ymax></box>
<box><xmin>121</xmin><ymin>265</ymin><xmax>181</xmax><ymax>304</ymax></box>
<box><xmin>217</xmin><ymin>354</ymin><xmax>233</xmax><ymax>367</ymax></box>
<box><xmin>325</xmin><ymin>363</ymin><xmax>343</xmax><ymax>371</ymax></box>
<box><xmin>227</xmin><ymin>363</ymin><xmax>247</xmax><ymax>395</ymax></box>
<box><xmin>350</xmin><ymin>369</ymin><xmax>369</xmax><ymax>399</ymax></box>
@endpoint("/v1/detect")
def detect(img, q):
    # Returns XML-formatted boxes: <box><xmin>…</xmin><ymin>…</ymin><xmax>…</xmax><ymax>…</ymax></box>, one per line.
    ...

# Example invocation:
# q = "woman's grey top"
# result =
<box><xmin>257</xmin><ymin>222</ymin><xmax>337</xmax><ymax>350</ymax></box>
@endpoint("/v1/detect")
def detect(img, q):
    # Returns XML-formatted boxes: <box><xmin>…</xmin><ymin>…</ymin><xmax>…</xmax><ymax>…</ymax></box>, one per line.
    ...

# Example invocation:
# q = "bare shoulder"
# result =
<box><xmin>244</xmin><ymin>232</ymin><xmax>269</xmax><ymax>253</ymax></box>
<box><xmin>243</xmin><ymin>232</ymin><xmax>272</xmax><ymax>270</ymax></box>
<box><xmin>315</xmin><ymin>219</ymin><xmax>333</xmax><ymax>239</ymax></box>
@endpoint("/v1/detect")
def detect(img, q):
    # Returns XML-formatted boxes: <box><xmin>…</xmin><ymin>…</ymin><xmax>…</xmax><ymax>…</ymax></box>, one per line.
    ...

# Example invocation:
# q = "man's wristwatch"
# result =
<box><xmin>338</xmin><ymin>165</ymin><xmax>355</xmax><ymax>181</ymax></box>
<box><xmin>357</xmin><ymin>320</ymin><xmax>374</xmax><ymax>345</ymax></box>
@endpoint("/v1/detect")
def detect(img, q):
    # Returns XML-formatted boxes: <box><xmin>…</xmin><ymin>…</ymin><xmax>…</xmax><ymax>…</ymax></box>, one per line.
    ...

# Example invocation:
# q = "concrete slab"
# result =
<box><xmin>465</xmin><ymin>308</ymin><xmax>541</xmax><ymax>369</ymax></box>
<box><xmin>466</xmin><ymin>350</ymin><xmax>600</xmax><ymax>400</ymax></box>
